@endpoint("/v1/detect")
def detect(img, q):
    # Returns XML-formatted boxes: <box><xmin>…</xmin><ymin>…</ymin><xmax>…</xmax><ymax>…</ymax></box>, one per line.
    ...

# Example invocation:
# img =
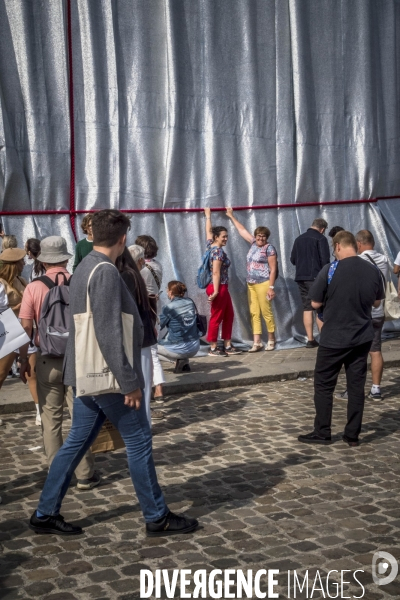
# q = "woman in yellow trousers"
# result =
<box><xmin>226</xmin><ymin>208</ymin><xmax>278</xmax><ymax>351</ymax></box>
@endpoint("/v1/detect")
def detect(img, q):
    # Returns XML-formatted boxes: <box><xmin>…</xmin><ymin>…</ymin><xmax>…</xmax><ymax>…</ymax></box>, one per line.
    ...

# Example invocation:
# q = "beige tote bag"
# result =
<box><xmin>74</xmin><ymin>262</ymin><xmax>133</xmax><ymax>397</ymax></box>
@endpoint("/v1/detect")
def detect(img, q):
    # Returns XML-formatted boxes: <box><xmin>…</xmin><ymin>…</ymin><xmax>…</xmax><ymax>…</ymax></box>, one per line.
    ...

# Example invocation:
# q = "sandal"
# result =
<box><xmin>265</xmin><ymin>340</ymin><xmax>275</xmax><ymax>351</ymax></box>
<box><xmin>249</xmin><ymin>343</ymin><xmax>263</xmax><ymax>353</ymax></box>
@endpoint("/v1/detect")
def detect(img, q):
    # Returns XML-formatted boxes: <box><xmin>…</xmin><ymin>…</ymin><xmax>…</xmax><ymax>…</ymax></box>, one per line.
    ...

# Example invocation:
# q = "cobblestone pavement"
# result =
<box><xmin>1</xmin><ymin>368</ymin><xmax>400</xmax><ymax>599</ymax></box>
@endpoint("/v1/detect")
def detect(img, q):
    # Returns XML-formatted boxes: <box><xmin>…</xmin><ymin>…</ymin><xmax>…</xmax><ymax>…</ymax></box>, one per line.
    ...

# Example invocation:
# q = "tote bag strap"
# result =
<box><xmin>86</xmin><ymin>262</ymin><xmax>118</xmax><ymax>313</ymax></box>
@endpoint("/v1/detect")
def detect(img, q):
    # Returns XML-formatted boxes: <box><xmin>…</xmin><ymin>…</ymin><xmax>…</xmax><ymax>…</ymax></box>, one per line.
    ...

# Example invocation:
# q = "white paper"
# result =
<box><xmin>0</xmin><ymin>308</ymin><xmax>30</xmax><ymax>359</ymax></box>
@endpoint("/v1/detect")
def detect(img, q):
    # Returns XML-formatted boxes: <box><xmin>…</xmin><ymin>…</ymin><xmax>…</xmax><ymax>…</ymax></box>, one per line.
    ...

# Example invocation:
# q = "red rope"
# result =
<box><xmin>1</xmin><ymin>195</ymin><xmax>398</xmax><ymax>216</ymax></box>
<box><xmin>66</xmin><ymin>0</ymin><xmax>77</xmax><ymax>240</ymax></box>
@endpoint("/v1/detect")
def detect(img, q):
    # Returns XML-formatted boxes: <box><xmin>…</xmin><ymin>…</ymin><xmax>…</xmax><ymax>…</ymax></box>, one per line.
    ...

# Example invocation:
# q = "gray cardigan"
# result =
<box><xmin>63</xmin><ymin>250</ymin><xmax>144</xmax><ymax>394</ymax></box>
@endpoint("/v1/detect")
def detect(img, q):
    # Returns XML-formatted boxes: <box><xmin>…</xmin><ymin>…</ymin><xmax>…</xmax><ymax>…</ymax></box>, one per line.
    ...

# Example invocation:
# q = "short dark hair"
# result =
<box><xmin>92</xmin><ymin>210</ymin><xmax>131</xmax><ymax>247</ymax></box>
<box><xmin>81</xmin><ymin>214</ymin><xmax>93</xmax><ymax>234</ymax></box>
<box><xmin>355</xmin><ymin>229</ymin><xmax>375</xmax><ymax>247</ymax></box>
<box><xmin>135</xmin><ymin>235</ymin><xmax>158</xmax><ymax>259</ymax></box>
<box><xmin>211</xmin><ymin>226</ymin><xmax>228</xmax><ymax>241</ymax></box>
<box><xmin>333</xmin><ymin>230</ymin><xmax>357</xmax><ymax>252</ymax></box>
<box><xmin>254</xmin><ymin>226</ymin><xmax>270</xmax><ymax>240</ymax></box>
<box><xmin>312</xmin><ymin>218</ymin><xmax>328</xmax><ymax>231</ymax></box>
<box><xmin>328</xmin><ymin>226</ymin><xmax>344</xmax><ymax>238</ymax></box>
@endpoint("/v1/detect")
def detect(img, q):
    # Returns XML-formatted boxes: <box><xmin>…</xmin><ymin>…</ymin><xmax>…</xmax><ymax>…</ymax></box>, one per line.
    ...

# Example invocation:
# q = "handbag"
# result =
<box><xmin>74</xmin><ymin>262</ymin><xmax>134</xmax><ymax>397</ymax></box>
<box><xmin>365</xmin><ymin>254</ymin><xmax>400</xmax><ymax>321</ymax></box>
<box><xmin>91</xmin><ymin>419</ymin><xmax>125</xmax><ymax>454</ymax></box>
<box><xmin>0</xmin><ymin>308</ymin><xmax>30</xmax><ymax>359</ymax></box>
<box><xmin>190</xmin><ymin>299</ymin><xmax>208</xmax><ymax>337</ymax></box>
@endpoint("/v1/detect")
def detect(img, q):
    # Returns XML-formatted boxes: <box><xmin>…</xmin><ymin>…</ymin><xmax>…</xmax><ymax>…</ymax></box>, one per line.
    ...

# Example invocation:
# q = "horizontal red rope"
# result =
<box><xmin>1</xmin><ymin>195</ymin><xmax>399</xmax><ymax>216</ymax></box>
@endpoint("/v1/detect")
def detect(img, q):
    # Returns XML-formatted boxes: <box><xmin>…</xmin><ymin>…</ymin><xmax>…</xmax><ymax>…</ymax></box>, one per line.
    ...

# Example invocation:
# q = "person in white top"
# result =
<box><xmin>356</xmin><ymin>231</ymin><xmax>390</xmax><ymax>400</ymax></box>
<box><xmin>135</xmin><ymin>235</ymin><xmax>166</xmax><ymax>405</ymax></box>
<box><xmin>335</xmin><ymin>230</ymin><xmax>389</xmax><ymax>403</ymax></box>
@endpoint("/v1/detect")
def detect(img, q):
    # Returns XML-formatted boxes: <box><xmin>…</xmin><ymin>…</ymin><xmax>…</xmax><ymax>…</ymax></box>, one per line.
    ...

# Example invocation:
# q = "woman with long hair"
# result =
<box><xmin>0</xmin><ymin>248</ymin><xmax>41</xmax><ymax>424</ymax></box>
<box><xmin>203</xmin><ymin>207</ymin><xmax>242</xmax><ymax>357</ymax></box>
<box><xmin>116</xmin><ymin>247</ymin><xmax>159</xmax><ymax>425</ymax></box>
<box><xmin>25</xmin><ymin>238</ymin><xmax>45</xmax><ymax>281</ymax></box>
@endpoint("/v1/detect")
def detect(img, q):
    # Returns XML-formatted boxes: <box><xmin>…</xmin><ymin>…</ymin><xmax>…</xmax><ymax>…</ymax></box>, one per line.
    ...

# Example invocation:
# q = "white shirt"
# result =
<box><xmin>140</xmin><ymin>259</ymin><xmax>163</xmax><ymax>313</ymax></box>
<box><xmin>360</xmin><ymin>250</ymin><xmax>390</xmax><ymax>319</ymax></box>
<box><xmin>394</xmin><ymin>251</ymin><xmax>400</xmax><ymax>266</ymax></box>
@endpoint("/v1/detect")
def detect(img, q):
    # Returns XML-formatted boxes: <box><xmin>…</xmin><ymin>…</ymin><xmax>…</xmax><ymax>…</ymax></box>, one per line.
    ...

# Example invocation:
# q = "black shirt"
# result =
<box><xmin>309</xmin><ymin>256</ymin><xmax>385</xmax><ymax>349</ymax></box>
<box><xmin>290</xmin><ymin>228</ymin><xmax>330</xmax><ymax>281</ymax></box>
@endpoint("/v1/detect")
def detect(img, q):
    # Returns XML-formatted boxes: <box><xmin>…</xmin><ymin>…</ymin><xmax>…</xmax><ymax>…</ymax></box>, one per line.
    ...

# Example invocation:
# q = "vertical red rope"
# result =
<box><xmin>66</xmin><ymin>0</ymin><xmax>77</xmax><ymax>240</ymax></box>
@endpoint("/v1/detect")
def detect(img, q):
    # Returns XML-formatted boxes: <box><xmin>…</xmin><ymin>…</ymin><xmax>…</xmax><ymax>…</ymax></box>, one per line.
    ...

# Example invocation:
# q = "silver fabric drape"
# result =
<box><xmin>1</xmin><ymin>0</ymin><xmax>400</xmax><ymax>345</ymax></box>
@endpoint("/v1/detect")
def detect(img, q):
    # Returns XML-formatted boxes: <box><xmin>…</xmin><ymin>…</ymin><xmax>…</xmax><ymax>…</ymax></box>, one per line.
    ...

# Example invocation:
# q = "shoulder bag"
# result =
<box><xmin>74</xmin><ymin>262</ymin><xmax>134</xmax><ymax>396</ymax></box>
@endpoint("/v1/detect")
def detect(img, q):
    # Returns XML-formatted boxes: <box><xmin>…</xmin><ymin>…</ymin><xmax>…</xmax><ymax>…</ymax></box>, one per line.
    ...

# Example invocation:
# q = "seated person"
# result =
<box><xmin>158</xmin><ymin>281</ymin><xmax>201</xmax><ymax>372</ymax></box>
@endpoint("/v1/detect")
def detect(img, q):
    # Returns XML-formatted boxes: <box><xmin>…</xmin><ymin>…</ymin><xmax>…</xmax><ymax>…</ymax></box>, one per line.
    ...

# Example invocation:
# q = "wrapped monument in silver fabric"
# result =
<box><xmin>1</xmin><ymin>0</ymin><xmax>400</xmax><ymax>345</ymax></box>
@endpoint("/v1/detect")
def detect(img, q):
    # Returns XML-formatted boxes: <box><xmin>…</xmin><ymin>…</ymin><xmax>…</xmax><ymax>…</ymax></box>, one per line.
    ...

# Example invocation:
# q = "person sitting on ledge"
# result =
<box><xmin>157</xmin><ymin>281</ymin><xmax>201</xmax><ymax>373</ymax></box>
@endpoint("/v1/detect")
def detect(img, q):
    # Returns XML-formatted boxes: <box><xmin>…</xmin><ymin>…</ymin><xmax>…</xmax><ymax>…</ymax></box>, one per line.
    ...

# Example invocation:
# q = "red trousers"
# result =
<box><xmin>206</xmin><ymin>283</ymin><xmax>234</xmax><ymax>343</ymax></box>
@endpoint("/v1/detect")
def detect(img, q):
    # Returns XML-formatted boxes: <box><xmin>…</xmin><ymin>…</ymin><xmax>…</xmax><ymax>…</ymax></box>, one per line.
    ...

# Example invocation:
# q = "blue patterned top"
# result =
<box><xmin>246</xmin><ymin>240</ymin><xmax>277</xmax><ymax>284</ymax></box>
<box><xmin>207</xmin><ymin>240</ymin><xmax>231</xmax><ymax>285</ymax></box>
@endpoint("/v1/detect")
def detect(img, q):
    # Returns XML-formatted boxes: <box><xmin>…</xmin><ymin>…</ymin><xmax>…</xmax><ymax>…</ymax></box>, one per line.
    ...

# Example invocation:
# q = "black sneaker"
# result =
<box><xmin>368</xmin><ymin>390</ymin><xmax>382</xmax><ymax>401</ymax></box>
<box><xmin>208</xmin><ymin>347</ymin><xmax>228</xmax><ymax>357</ymax></box>
<box><xmin>298</xmin><ymin>431</ymin><xmax>332</xmax><ymax>445</ymax></box>
<box><xmin>29</xmin><ymin>512</ymin><xmax>83</xmax><ymax>535</ymax></box>
<box><xmin>146</xmin><ymin>511</ymin><xmax>199</xmax><ymax>537</ymax></box>
<box><xmin>305</xmin><ymin>339</ymin><xmax>319</xmax><ymax>348</ymax></box>
<box><xmin>224</xmin><ymin>345</ymin><xmax>243</xmax><ymax>355</ymax></box>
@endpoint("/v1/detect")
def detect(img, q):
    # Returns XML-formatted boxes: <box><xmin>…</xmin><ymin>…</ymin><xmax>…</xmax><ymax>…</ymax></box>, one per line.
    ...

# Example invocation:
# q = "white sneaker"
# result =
<box><xmin>0</xmin><ymin>419</ymin><xmax>4</xmax><ymax>426</ymax></box>
<box><xmin>335</xmin><ymin>390</ymin><xmax>348</xmax><ymax>400</ymax></box>
<box><xmin>35</xmin><ymin>415</ymin><xmax>41</xmax><ymax>426</ymax></box>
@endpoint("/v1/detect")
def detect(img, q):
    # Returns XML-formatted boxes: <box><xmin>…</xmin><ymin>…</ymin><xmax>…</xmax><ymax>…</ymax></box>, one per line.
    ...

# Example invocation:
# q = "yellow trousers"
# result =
<box><xmin>247</xmin><ymin>281</ymin><xmax>275</xmax><ymax>334</ymax></box>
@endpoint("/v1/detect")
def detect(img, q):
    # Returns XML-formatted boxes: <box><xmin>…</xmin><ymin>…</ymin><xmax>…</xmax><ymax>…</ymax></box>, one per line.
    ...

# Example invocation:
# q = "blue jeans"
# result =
<box><xmin>37</xmin><ymin>391</ymin><xmax>168</xmax><ymax>522</ymax></box>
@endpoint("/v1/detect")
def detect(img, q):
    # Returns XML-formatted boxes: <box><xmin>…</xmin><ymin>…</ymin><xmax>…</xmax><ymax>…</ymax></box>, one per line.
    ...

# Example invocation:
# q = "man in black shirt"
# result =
<box><xmin>298</xmin><ymin>231</ymin><xmax>385</xmax><ymax>447</ymax></box>
<box><xmin>290</xmin><ymin>218</ymin><xmax>330</xmax><ymax>348</ymax></box>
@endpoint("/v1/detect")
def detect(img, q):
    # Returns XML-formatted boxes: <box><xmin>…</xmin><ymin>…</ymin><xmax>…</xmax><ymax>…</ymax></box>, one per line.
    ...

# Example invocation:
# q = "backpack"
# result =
<box><xmin>37</xmin><ymin>273</ymin><xmax>71</xmax><ymax>357</ymax></box>
<box><xmin>196</xmin><ymin>248</ymin><xmax>213</xmax><ymax>289</ymax></box>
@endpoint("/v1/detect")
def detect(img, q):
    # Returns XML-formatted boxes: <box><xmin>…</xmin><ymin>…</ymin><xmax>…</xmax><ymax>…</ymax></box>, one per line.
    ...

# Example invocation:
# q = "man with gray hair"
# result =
<box><xmin>128</xmin><ymin>243</ymin><xmax>145</xmax><ymax>268</ymax></box>
<box><xmin>336</xmin><ymin>230</ymin><xmax>389</xmax><ymax>401</ymax></box>
<box><xmin>290</xmin><ymin>218</ymin><xmax>330</xmax><ymax>347</ymax></box>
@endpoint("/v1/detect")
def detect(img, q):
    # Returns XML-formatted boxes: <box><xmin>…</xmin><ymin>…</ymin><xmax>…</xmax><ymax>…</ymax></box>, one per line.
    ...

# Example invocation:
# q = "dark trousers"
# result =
<box><xmin>314</xmin><ymin>341</ymin><xmax>372</xmax><ymax>440</ymax></box>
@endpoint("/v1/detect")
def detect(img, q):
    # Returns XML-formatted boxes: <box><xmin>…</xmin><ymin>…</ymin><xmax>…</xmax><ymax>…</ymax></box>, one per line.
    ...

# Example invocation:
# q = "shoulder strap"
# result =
<box><xmin>86</xmin><ymin>261</ymin><xmax>117</xmax><ymax>312</ymax></box>
<box><xmin>327</xmin><ymin>260</ymin><xmax>339</xmax><ymax>285</ymax></box>
<box><xmin>145</xmin><ymin>263</ymin><xmax>161</xmax><ymax>290</ymax></box>
<box><xmin>365</xmin><ymin>253</ymin><xmax>386</xmax><ymax>285</ymax></box>
<box><xmin>36</xmin><ymin>275</ymin><xmax>56</xmax><ymax>290</ymax></box>
<box><xmin>189</xmin><ymin>298</ymin><xmax>199</xmax><ymax>315</ymax></box>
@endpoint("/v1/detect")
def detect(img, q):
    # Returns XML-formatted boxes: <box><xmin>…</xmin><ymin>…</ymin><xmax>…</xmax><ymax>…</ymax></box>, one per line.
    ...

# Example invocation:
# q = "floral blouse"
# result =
<box><xmin>246</xmin><ymin>240</ymin><xmax>276</xmax><ymax>284</ymax></box>
<box><xmin>207</xmin><ymin>239</ymin><xmax>231</xmax><ymax>285</ymax></box>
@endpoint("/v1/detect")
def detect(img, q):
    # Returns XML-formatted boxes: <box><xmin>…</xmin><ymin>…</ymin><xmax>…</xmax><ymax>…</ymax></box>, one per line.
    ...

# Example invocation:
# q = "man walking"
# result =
<box><xmin>290</xmin><ymin>218</ymin><xmax>330</xmax><ymax>347</ymax></box>
<box><xmin>336</xmin><ymin>230</ymin><xmax>389</xmax><ymax>401</ymax></box>
<box><xmin>299</xmin><ymin>231</ymin><xmax>384</xmax><ymax>447</ymax></box>
<box><xmin>26</xmin><ymin>210</ymin><xmax>198</xmax><ymax>537</ymax></box>
<box><xmin>19</xmin><ymin>237</ymin><xmax>98</xmax><ymax>490</ymax></box>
